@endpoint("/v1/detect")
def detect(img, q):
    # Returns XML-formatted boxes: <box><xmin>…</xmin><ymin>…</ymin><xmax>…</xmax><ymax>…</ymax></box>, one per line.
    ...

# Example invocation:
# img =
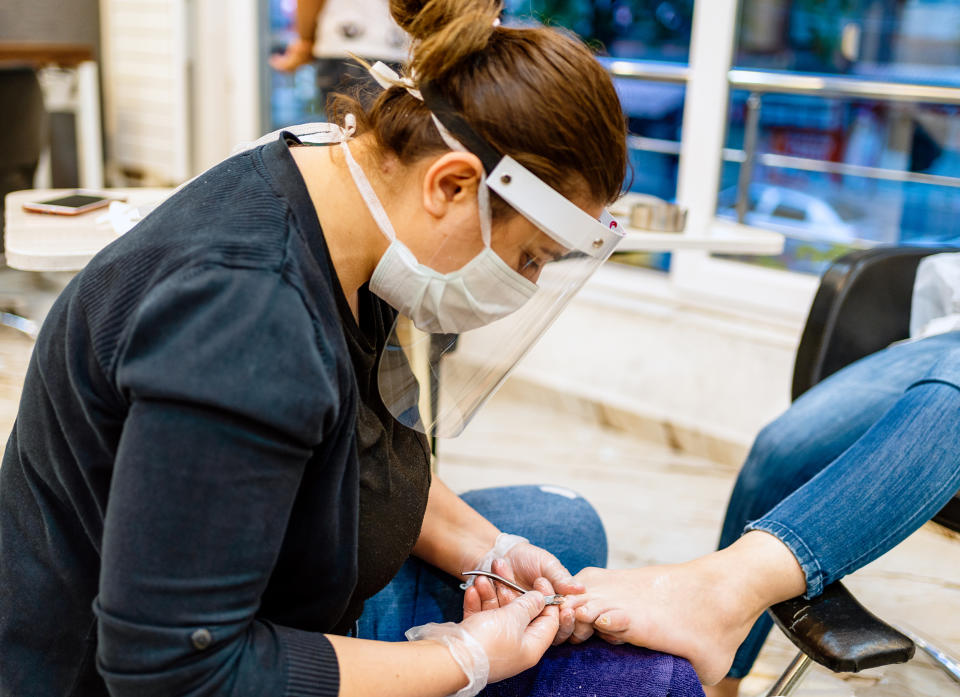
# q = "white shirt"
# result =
<box><xmin>911</xmin><ymin>252</ymin><xmax>960</xmax><ymax>339</ymax></box>
<box><xmin>313</xmin><ymin>0</ymin><xmax>410</xmax><ymax>63</ymax></box>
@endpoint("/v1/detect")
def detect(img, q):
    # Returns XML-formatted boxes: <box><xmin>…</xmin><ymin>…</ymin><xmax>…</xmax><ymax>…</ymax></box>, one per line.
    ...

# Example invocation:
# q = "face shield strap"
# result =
<box><xmin>364</xmin><ymin>65</ymin><xmax>499</xmax><ymax>246</ymax></box>
<box><xmin>417</xmin><ymin>82</ymin><xmax>623</xmax><ymax>258</ymax></box>
<box><xmin>364</xmin><ymin>66</ymin><xmax>619</xmax><ymax>255</ymax></box>
<box><xmin>419</xmin><ymin>82</ymin><xmax>503</xmax><ymax>175</ymax></box>
<box><xmin>364</xmin><ymin>64</ymin><xmax>502</xmax><ymax>174</ymax></box>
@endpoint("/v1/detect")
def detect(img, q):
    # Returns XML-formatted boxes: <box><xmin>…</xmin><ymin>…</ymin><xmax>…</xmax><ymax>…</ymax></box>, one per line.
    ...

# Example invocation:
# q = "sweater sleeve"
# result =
<box><xmin>95</xmin><ymin>264</ymin><xmax>344</xmax><ymax>697</ymax></box>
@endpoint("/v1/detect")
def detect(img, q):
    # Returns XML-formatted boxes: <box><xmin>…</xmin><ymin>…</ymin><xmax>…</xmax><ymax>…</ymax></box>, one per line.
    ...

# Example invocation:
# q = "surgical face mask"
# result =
<box><xmin>337</xmin><ymin>127</ymin><xmax>538</xmax><ymax>334</ymax></box>
<box><xmin>370</xmin><ymin>239</ymin><xmax>538</xmax><ymax>334</ymax></box>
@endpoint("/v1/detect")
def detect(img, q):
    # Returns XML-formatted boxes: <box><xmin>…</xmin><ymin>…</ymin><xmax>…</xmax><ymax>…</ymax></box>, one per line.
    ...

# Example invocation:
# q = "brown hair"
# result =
<box><xmin>328</xmin><ymin>0</ymin><xmax>627</xmax><ymax>212</ymax></box>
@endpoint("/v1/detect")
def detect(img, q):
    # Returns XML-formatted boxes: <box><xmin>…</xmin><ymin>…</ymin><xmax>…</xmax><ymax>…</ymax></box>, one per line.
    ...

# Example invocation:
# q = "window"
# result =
<box><xmin>716</xmin><ymin>0</ymin><xmax>960</xmax><ymax>274</ymax></box>
<box><xmin>506</xmin><ymin>1</ymin><xmax>696</xmax><ymax>271</ymax></box>
<box><xmin>598</xmin><ymin>63</ymin><xmax>687</xmax><ymax>272</ymax></box>
<box><xmin>258</xmin><ymin>1</ymin><xmax>960</xmax><ymax>317</ymax></box>
<box><xmin>502</xmin><ymin>0</ymin><xmax>693</xmax><ymax>62</ymax></box>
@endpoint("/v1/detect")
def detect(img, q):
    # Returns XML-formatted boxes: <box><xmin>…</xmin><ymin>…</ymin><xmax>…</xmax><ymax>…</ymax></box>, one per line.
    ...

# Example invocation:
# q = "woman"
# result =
<box><xmin>0</xmin><ymin>1</ymin><xmax>627</xmax><ymax>695</ymax></box>
<box><xmin>270</xmin><ymin>0</ymin><xmax>409</xmax><ymax>112</ymax></box>
<box><xmin>561</xmin><ymin>328</ymin><xmax>960</xmax><ymax>692</ymax></box>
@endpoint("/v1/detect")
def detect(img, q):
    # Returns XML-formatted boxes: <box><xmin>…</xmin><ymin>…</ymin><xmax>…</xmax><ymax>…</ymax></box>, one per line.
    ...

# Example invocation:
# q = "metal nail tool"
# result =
<box><xmin>462</xmin><ymin>570</ymin><xmax>565</xmax><ymax>605</ymax></box>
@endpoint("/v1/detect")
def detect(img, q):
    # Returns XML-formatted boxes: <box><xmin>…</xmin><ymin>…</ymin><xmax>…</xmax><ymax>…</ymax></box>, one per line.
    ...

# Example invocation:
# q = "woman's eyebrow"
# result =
<box><xmin>538</xmin><ymin>244</ymin><xmax>569</xmax><ymax>262</ymax></box>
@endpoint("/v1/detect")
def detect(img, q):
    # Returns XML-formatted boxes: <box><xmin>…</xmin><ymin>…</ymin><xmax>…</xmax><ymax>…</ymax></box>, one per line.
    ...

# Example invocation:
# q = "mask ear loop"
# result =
<box><xmin>429</xmin><ymin>114</ymin><xmax>493</xmax><ymax>249</ymax></box>
<box><xmin>338</xmin><ymin>113</ymin><xmax>400</xmax><ymax>243</ymax></box>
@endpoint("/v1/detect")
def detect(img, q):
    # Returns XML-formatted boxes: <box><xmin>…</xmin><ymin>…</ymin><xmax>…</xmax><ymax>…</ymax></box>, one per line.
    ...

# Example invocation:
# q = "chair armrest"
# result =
<box><xmin>768</xmin><ymin>582</ymin><xmax>915</xmax><ymax>673</ymax></box>
<box><xmin>932</xmin><ymin>494</ymin><xmax>960</xmax><ymax>533</ymax></box>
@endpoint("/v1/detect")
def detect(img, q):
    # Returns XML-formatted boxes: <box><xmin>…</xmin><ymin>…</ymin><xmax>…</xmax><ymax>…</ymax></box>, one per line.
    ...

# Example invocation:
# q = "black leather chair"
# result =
<box><xmin>0</xmin><ymin>65</ymin><xmax>49</xmax><ymax>251</ymax></box>
<box><xmin>0</xmin><ymin>65</ymin><xmax>48</xmax><ymax>339</ymax></box>
<box><xmin>762</xmin><ymin>246</ymin><xmax>960</xmax><ymax>696</ymax></box>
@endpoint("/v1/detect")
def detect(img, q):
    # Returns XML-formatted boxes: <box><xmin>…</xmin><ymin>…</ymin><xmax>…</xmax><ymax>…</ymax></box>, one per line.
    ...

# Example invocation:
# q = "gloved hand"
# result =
<box><xmin>464</xmin><ymin>534</ymin><xmax>584</xmax><ymax>644</ymax></box>
<box><xmin>406</xmin><ymin>577</ymin><xmax>559</xmax><ymax>697</ymax></box>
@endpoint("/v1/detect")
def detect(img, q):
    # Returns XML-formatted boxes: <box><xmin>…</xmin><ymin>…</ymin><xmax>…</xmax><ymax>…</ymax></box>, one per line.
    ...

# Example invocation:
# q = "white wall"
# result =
<box><xmin>99</xmin><ymin>0</ymin><xmax>261</xmax><ymax>185</ymax></box>
<box><xmin>190</xmin><ymin>0</ymin><xmax>262</xmax><ymax>174</ymax></box>
<box><xmin>100</xmin><ymin>0</ymin><xmax>191</xmax><ymax>184</ymax></box>
<box><xmin>0</xmin><ymin>0</ymin><xmax>100</xmax><ymax>47</ymax></box>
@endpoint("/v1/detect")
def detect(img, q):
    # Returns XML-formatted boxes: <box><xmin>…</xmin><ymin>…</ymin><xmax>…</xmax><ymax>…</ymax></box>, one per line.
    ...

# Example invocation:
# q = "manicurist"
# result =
<box><xmin>0</xmin><ymin>1</ymin><xmax>628</xmax><ymax>695</ymax></box>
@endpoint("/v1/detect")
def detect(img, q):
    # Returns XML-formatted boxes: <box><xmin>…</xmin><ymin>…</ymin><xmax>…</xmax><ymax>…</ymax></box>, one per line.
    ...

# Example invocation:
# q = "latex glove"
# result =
<box><xmin>501</xmin><ymin>542</ymin><xmax>585</xmax><ymax>600</ymax></box>
<box><xmin>269</xmin><ymin>38</ymin><xmax>314</xmax><ymax>72</ymax></box>
<box><xmin>466</xmin><ymin>535</ymin><xmax>584</xmax><ymax>645</ymax></box>
<box><xmin>406</xmin><ymin>577</ymin><xmax>558</xmax><ymax>697</ymax></box>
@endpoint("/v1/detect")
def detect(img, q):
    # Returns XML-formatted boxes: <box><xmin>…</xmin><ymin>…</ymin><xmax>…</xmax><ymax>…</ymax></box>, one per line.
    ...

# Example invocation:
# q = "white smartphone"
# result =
<box><xmin>22</xmin><ymin>191</ymin><xmax>121</xmax><ymax>216</ymax></box>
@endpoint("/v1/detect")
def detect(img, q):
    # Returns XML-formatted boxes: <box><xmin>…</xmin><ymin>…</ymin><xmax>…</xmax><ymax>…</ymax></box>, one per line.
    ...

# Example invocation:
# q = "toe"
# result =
<box><xmin>570</xmin><ymin>620</ymin><xmax>595</xmax><ymax>644</ymax></box>
<box><xmin>597</xmin><ymin>631</ymin><xmax>625</xmax><ymax>645</ymax></box>
<box><xmin>574</xmin><ymin>602</ymin><xmax>605</xmax><ymax>624</ymax></box>
<box><xmin>595</xmin><ymin>609</ymin><xmax>631</xmax><ymax>633</ymax></box>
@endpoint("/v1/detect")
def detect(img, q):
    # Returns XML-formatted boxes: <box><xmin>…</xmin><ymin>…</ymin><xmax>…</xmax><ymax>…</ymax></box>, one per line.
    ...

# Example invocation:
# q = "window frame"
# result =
<box><xmin>598</xmin><ymin>0</ymin><xmax>818</xmax><ymax>325</ymax></box>
<box><xmin>604</xmin><ymin>0</ymin><xmax>960</xmax><ymax>325</ymax></box>
<box><xmin>671</xmin><ymin>0</ymin><xmax>820</xmax><ymax>323</ymax></box>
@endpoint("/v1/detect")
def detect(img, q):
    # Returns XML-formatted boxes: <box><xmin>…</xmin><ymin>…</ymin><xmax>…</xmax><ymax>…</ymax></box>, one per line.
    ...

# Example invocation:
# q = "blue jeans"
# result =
<box><xmin>357</xmin><ymin>485</ymin><xmax>608</xmax><ymax>642</ymax></box>
<box><xmin>721</xmin><ymin>330</ymin><xmax>960</xmax><ymax>679</ymax></box>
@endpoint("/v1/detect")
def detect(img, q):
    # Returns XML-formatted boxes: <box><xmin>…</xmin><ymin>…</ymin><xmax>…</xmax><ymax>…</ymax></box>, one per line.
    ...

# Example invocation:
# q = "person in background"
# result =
<box><xmin>270</xmin><ymin>0</ymin><xmax>409</xmax><ymax>110</ymax></box>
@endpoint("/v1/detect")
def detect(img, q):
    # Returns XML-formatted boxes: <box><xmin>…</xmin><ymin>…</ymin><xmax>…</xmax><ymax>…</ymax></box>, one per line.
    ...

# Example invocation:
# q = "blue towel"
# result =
<box><xmin>480</xmin><ymin>639</ymin><xmax>705</xmax><ymax>697</ymax></box>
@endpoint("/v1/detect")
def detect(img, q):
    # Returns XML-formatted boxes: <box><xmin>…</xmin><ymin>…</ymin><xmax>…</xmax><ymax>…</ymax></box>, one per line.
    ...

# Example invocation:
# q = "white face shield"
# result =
<box><xmin>376</xmin><ymin>76</ymin><xmax>624</xmax><ymax>438</ymax></box>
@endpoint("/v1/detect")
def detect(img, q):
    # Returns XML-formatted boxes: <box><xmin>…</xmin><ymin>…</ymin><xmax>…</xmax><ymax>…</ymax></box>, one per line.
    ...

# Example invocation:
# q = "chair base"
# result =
<box><xmin>0</xmin><ymin>311</ymin><xmax>37</xmax><ymax>339</ymax></box>
<box><xmin>763</xmin><ymin>651</ymin><xmax>813</xmax><ymax>697</ymax></box>
<box><xmin>898</xmin><ymin>627</ymin><xmax>960</xmax><ymax>686</ymax></box>
<box><xmin>764</xmin><ymin>633</ymin><xmax>960</xmax><ymax>697</ymax></box>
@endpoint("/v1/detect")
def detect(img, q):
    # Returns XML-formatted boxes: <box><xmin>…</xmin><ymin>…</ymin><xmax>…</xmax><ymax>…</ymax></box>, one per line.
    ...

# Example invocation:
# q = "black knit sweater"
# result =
<box><xmin>0</xmin><ymin>134</ymin><xmax>430</xmax><ymax>697</ymax></box>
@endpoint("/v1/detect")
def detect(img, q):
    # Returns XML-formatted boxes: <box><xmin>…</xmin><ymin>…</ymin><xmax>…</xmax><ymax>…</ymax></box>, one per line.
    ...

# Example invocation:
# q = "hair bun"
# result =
<box><xmin>391</xmin><ymin>0</ymin><xmax>501</xmax><ymax>82</ymax></box>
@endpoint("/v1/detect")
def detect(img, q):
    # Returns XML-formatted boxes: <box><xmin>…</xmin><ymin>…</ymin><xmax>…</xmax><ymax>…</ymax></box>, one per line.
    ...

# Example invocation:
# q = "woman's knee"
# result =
<box><xmin>460</xmin><ymin>485</ymin><xmax>608</xmax><ymax>573</ymax></box>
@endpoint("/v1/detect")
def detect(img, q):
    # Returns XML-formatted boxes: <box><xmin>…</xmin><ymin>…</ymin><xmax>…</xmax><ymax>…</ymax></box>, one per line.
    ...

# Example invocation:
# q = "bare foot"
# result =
<box><xmin>563</xmin><ymin>531</ymin><xmax>805</xmax><ymax>685</ymax></box>
<box><xmin>564</xmin><ymin>561</ymin><xmax>756</xmax><ymax>684</ymax></box>
<box><xmin>703</xmin><ymin>677</ymin><xmax>741</xmax><ymax>697</ymax></box>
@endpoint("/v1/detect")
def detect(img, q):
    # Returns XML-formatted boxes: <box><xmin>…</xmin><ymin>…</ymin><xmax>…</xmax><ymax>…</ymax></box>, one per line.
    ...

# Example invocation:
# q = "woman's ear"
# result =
<box><xmin>422</xmin><ymin>151</ymin><xmax>485</xmax><ymax>219</ymax></box>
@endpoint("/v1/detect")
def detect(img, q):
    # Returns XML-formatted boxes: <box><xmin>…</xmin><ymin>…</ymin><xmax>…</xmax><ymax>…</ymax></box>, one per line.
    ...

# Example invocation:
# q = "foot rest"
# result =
<box><xmin>768</xmin><ymin>582</ymin><xmax>915</xmax><ymax>673</ymax></box>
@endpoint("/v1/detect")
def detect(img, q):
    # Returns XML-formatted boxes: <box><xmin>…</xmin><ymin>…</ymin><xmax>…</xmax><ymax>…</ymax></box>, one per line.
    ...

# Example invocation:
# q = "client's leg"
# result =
<box><xmin>714</xmin><ymin>332</ymin><xmax>960</xmax><ymax>693</ymax></box>
<box><xmin>357</xmin><ymin>484</ymin><xmax>607</xmax><ymax>642</ymax></box>
<box><xmin>568</xmin><ymin>349</ymin><xmax>960</xmax><ymax>684</ymax></box>
<box><xmin>746</xmin><ymin>377</ymin><xmax>960</xmax><ymax>596</ymax></box>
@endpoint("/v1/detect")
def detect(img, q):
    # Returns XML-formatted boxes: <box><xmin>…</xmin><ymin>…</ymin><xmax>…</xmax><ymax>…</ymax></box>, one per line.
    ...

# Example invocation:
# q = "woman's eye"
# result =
<box><xmin>519</xmin><ymin>252</ymin><xmax>541</xmax><ymax>274</ymax></box>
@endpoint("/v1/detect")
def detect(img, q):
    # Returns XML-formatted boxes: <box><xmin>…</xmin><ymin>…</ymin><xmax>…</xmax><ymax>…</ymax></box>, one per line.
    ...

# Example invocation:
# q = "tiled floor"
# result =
<box><xmin>0</xmin><ymin>315</ymin><xmax>957</xmax><ymax>696</ymax></box>
<box><xmin>438</xmin><ymin>380</ymin><xmax>960</xmax><ymax>697</ymax></box>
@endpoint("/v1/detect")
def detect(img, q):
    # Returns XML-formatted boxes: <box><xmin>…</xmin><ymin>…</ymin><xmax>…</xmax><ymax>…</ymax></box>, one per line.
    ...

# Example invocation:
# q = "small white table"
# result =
<box><xmin>609</xmin><ymin>194</ymin><xmax>785</xmax><ymax>255</ymax></box>
<box><xmin>4</xmin><ymin>188</ymin><xmax>173</xmax><ymax>272</ymax></box>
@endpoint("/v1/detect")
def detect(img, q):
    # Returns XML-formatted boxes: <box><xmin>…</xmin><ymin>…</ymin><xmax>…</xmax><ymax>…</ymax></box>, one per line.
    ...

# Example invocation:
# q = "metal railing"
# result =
<box><xmin>729</xmin><ymin>69</ymin><xmax>960</xmax><ymax>220</ymax></box>
<box><xmin>729</xmin><ymin>69</ymin><xmax>960</xmax><ymax>106</ymax></box>
<box><xmin>599</xmin><ymin>57</ymin><xmax>690</xmax><ymax>84</ymax></box>
<box><xmin>605</xmin><ymin>61</ymin><xmax>960</xmax><ymax>224</ymax></box>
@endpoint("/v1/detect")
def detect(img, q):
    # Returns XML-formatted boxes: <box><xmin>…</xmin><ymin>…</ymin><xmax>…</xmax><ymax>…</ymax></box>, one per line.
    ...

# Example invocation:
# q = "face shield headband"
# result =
<box><xmin>370</xmin><ymin>64</ymin><xmax>625</xmax><ymax>438</ymax></box>
<box><xmin>418</xmin><ymin>82</ymin><xmax>623</xmax><ymax>260</ymax></box>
